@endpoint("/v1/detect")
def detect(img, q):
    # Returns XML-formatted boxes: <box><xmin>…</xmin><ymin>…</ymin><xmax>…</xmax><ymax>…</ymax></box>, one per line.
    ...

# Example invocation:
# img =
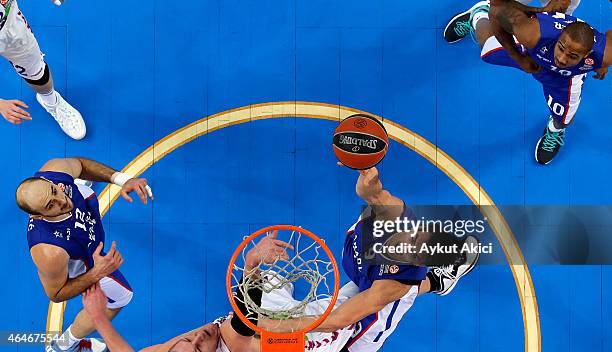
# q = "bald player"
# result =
<box><xmin>443</xmin><ymin>0</ymin><xmax>610</xmax><ymax>164</ymax></box>
<box><xmin>15</xmin><ymin>158</ymin><xmax>153</xmax><ymax>352</ymax></box>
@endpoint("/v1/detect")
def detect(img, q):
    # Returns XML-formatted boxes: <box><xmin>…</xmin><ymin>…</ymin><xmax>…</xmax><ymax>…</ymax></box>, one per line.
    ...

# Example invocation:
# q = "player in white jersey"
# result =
<box><xmin>81</xmin><ymin>225</ymin><xmax>477</xmax><ymax>352</ymax></box>
<box><xmin>0</xmin><ymin>0</ymin><xmax>85</xmax><ymax>139</ymax></box>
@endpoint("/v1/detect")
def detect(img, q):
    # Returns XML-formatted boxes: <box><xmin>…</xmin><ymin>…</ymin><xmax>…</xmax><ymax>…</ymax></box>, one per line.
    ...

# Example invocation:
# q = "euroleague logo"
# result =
<box><xmin>389</xmin><ymin>265</ymin><xmax>400</xmax><ymax>274</ymax></box>
<box><xmin>585</xmin><ymin>58</ymin><xmax>594</xmax><ymax>66</ymax></box>
<box><xmin>353</xmin><ymin>118</ymin><xmax>368</xmax><ymax>129</ymax></box>
<box><xmin>267</xmin><ymin>337</ymin><xmax>299</xmax><ymax>344</ymax></box>
<box><xmin>0</xmin><ymin>0</ymin><xmax>8</xmax><ymax>6</ymax></box>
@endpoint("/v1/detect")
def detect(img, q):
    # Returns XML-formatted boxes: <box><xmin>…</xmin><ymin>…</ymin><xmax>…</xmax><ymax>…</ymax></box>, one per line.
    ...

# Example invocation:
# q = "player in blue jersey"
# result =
<box><xmin>15</xmin><ymin>158</ymin><xmax>153</xmax><ymax>352</ymax></box>
<box><xmin>76</xmin><ymin>166</ymin><xmax>479</xmax><ymax>352</ymax></box>
<box><xmin>256</xmin><ymin>166</ymin><xmax>480</xmax><ymax>352</ymax></box>
<box><xmin>443</xmin><ymin>0</ymin><xmax>611</xmax><ymax>164</ymax></box>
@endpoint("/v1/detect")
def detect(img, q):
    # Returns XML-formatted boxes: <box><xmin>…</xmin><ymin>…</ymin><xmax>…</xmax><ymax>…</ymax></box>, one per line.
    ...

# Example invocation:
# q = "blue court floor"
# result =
<box><xmin>0</xmin><ymin>1</ymin><xmax>611</xmax><ymax>351</ymax></box>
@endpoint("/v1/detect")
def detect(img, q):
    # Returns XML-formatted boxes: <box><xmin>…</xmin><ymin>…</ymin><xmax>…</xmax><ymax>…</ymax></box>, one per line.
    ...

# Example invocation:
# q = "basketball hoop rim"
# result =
<box><xmin>225</xmin><ymin>224</ymin><xmax>341</xmax><ymax>336</ymax></box>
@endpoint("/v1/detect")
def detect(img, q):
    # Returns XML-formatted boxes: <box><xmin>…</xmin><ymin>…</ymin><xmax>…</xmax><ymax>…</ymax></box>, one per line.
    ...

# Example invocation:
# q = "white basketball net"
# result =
<box><xmin>230</xmin><ymin>229</ymin><xmax>335</xmax><ymax>324</ymax></box>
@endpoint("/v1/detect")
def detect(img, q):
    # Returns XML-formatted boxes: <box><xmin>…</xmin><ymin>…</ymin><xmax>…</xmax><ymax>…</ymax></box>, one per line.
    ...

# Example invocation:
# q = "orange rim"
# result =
<box><xmin>226</xmin><ymin>225</ymin><xmax>341</xmax><ymax>336</ymax></box>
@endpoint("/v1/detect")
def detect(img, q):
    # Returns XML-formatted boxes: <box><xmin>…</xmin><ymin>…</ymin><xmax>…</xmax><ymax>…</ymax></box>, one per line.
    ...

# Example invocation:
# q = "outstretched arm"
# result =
<box><xmin>354</xmin><ymin>167</ymin><xmax>404</xmax><ymax>220</ymax></box>
<box><xmin>40</xmin><ymin>158</ymin><xmax>153</xmax><ymax>204</ymax></box>
<box><xmin>262</xmin><ymin>280</ymin><xmax>413</xmax><ymax>333</ymax></box>
<box><xmin>83</xmin><ymin>284</ymin><xmax>135</xmax><ymax>352</ymax></box>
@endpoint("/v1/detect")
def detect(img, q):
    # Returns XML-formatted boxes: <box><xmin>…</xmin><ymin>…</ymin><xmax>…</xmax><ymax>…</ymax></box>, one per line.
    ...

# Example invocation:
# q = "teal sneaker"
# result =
<box><xmin>535</xmin><ymin>119</ymin><xmax>566</xmax><ymax>165</ymax></box>
<box><xmin>443</xmin><ymin>1</ymin><xmax>490</xmax><ymax>43</ymax></box>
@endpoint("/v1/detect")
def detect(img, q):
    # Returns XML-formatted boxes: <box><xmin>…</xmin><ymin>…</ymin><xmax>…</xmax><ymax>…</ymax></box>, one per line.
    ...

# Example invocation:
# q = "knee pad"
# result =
<box><xmin>24</xmin><ymin>63</ymin><xmax>50</xmax><ymax>86</ymax></box>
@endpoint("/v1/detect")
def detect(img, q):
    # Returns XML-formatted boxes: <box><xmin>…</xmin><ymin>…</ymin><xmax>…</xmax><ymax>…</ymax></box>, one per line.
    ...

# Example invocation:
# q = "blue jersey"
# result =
<box><xmin>341</xmin><ymin>208</ymin><xmax>427</xmax><ymax>291</ymax></box>
<box><xmin>341</xmin><ymin>206</ymin><xmax>427</xmax><ymax>351</ymax></box>
<box><xmin>27</xmin><ymin>171</ymin><xmax>106</xmax><ymax>278</ymax></box>
<box><xmin>528</xmin><ymin>12</ymin><xmax>606</xmax><ymax>83</ymax></box>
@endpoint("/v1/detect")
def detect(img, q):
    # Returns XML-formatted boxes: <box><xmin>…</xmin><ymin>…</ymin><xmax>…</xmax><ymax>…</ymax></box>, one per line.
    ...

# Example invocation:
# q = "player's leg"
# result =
<box><xmin>534</xmin><ymin>74</ymin><xmax>586</xmax><ymax>164</ymax></box>
<box><xmin>443</xmin><ymin>1</ymin><xmax>490</xmax><ymax>44</ymax></box>
<box><xmin>1</xmin><ymin>4</ymin><xmax>86</xmax><ymax>139</ymax></box>
<box><xmin>52</xmin><ymin>274</ymin><xmax>133</xmax><ymax>351</ymax></box>
<box><xmin>444</xmin><ymin>1</ymin><xmax>527</xmax><ymax>71</ymax></box>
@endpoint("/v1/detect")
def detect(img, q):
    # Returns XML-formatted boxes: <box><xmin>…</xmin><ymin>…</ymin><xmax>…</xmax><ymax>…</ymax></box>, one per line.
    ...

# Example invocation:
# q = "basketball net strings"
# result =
<box><xmin>231</xmin><ymin>230</ymin><xmax>335</xmax><ymax>329</ymax></box>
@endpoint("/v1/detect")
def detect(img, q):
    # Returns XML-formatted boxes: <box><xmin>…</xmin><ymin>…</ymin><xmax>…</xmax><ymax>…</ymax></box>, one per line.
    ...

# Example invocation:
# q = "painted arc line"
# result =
<box><xmin>45</xmin><ymin>101</ymin><xmax>540</xmax><ymax>352</ymax></box>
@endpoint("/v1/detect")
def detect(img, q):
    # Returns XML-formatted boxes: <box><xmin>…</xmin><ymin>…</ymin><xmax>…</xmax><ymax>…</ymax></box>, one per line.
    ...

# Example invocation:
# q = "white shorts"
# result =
<box><xmin>99</xmin><ymin>275</ymin><xmax>134</xmax><ymax>310</ymax></box>
<box><xmin>0</xmin><ymin>1</ymin><xmax>46</xmax><ymax>80</ymax></box>
<box><xmin>261</xmin><ymin>275</ymin><xmax>359</xmax><ymax>352</ymax></box>
<box><xmin>516</xmin><ymin>0</ymin><xmax>581</xmax><ymax>15</ymax></box>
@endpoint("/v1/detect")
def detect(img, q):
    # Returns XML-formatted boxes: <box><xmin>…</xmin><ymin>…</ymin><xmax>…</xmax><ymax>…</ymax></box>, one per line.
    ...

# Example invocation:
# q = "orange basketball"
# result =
<box><xmin>333</xmin><ymin>114</ymin><xmax>389</xmax><ymax>170</ymax></box>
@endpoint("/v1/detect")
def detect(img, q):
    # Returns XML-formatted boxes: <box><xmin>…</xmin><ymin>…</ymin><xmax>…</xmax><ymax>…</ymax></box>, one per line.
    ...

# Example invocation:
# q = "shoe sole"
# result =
<box><xmin>438</xmin><ymin>235</ymin><xmax>480</xmax><ymax>296</ymax></box>
<box><xmin>443</xmin><ymin>11</ymin><xmax>471</xmax><ymax>43</ymax></box>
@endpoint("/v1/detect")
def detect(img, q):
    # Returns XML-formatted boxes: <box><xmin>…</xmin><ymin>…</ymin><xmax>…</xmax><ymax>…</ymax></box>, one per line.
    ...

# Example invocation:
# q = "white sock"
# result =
<box><xmin>38</xmin><ymin>89</ymin><xmax>58</xmax><ymax>106</ymax></box>
<box><xmin>548</xmin><ymin>119</ymin><xmax>564</xmax><ymax>132</ymax></box>
<box><xmin>57</xmin><ymin>326</ymin><xmax>81</xmax><ymax>350</ymax></box>
<box><xmin>471</xmin><ymin>11</ymin><xmax>489</xmax><ymax>29</ymax></box>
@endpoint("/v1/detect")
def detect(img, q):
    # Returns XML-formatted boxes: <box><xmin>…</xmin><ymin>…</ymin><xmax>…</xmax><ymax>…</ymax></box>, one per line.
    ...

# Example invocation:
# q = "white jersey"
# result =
<box><xmin>343</xmin><ymin>286</ymin><xmax>418</xmax><ymax>352</ymax></box>
<box><xmin>0</xmin><ymin>0</ymin><xmax>15</xmax><ymax>27</ymax></box>
<box><xmin>260</xmin><ymin>275</ymin><xmax>359</xmax><ymax>352</ymax></box>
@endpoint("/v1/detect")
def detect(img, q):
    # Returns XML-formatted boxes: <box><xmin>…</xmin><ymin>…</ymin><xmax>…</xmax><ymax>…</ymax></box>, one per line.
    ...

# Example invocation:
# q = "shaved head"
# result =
<box><xmin>15</xmin><ymin>178</ymin><xmax>74</xmax><ymax>217</ymax></box>
<box><xmin>15</xmin><ymin>178</ymin><xmax>46</xmax><ymax>215</ymax></box>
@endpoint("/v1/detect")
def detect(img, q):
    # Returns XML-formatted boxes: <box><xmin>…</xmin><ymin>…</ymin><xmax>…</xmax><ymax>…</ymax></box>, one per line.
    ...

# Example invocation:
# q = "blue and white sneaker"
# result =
<box><xmin>443</xmin><ymin>1</ymin><xmax>490</xmax><ymax>43</ymax></box>
<box><xmin>47</xmin><ymin>338</ymin><xmax>108</xmax><ymax>352</ymax></box>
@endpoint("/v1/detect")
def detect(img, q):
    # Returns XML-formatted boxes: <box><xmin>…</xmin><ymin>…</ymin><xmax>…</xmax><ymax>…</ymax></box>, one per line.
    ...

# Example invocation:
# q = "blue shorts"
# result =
<box><xmin>480</xmin><ymin>36</ymin><xmax>586</xmax><ymax>125</ymax></box>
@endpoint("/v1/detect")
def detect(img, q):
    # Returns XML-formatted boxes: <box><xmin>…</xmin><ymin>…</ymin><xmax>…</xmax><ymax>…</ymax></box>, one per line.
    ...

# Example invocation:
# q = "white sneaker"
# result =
<box><xmin>37</xmin><ymin>92</ymin><xmax>86</xmax><ymax>140</ymax></box>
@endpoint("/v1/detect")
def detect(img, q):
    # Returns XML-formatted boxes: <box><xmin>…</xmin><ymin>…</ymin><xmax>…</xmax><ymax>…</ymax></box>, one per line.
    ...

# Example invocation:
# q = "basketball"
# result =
<box><xmin>332</xmin><ymin>114</ymin><xmax>389</xmax><ymax>170</ymax></box>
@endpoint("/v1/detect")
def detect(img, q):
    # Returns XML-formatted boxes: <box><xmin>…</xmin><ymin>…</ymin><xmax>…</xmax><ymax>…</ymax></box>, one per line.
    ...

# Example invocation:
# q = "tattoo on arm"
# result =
<box><xmin>495</xmin><ymin>3</ymin><xmax>529</xmax><ymax>34</ymax></box>
<box><xmin>75</xmin><ymin>158</ymin><xmax>118</xmax><ymax>183</ymax></box>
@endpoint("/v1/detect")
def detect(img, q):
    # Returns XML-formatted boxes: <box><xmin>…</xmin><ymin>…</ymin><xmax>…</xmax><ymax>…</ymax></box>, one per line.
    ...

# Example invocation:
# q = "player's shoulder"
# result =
<box><xmin>35</xmin><ymin>170</ymin><xmax>75</xmax><ymax>185</ymax></box>
<box><xmin>29</xmin><ymin>243</ymin><xmax>70</xmax><ymax>273</ymax></box>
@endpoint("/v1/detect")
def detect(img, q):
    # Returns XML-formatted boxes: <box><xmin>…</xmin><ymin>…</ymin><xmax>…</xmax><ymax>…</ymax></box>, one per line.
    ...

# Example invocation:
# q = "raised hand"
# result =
<box><xmin>120</xmin><ymin>178</ymin><xmax>154</xmax><ymax>204</ymax></box>
<box><xmin>594</xmin><ymin>67</ymin><xmax>608</xmax><ymax>80</ymax></box>
<box><xmin>82</xmin><ymin>282</ymin><xmax>108</xmax><ymax>320</ymax></box>
<box><xmin>245</xmin><ymin>230</ymin><xmax>294</xmax><ymax>271</ymax></box>
<box><xmin>0</xmin><ymin>99</ymin><xmax>31</xmax><ymax>124</ymax></box>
